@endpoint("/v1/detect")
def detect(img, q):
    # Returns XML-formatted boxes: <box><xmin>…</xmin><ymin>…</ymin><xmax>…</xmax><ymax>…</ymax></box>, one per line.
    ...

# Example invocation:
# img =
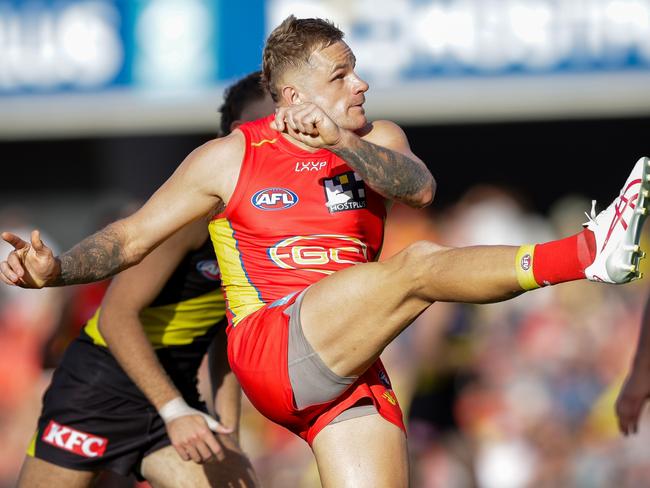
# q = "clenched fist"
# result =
<box><xmin>270</xmin><ymin>103</ymin><xmax>343</xmax><ymax>148</ymax></box>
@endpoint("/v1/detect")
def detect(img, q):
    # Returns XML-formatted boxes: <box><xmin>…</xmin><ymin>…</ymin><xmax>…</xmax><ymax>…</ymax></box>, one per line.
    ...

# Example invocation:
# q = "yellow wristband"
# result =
<box><xmin>515</xmin><ymin>244</ymin><xmax>540</xmax><ymax>290</ymax></box>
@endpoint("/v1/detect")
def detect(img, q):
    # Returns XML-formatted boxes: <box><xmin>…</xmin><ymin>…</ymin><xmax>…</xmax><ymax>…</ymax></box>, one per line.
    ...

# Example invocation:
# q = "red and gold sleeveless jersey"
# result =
<box><xmin>209</xmin><ymin>115</ymin><xmax>387</xmax><ymax>328</ymax></box>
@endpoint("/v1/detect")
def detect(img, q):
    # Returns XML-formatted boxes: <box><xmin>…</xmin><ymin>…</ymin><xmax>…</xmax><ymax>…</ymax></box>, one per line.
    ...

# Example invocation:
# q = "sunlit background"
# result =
<box><xmin>1</xmin><ymin>1</ymin><xmax>650</xmax><ymax>487</ymax></box>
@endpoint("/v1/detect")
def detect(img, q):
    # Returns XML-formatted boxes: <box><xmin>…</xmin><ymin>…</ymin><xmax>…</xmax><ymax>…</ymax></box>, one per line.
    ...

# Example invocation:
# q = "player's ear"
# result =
<box><xmin>280</xmin><ymin>85</ymin><xmax>302</xmax><ymax>106</ymax></box>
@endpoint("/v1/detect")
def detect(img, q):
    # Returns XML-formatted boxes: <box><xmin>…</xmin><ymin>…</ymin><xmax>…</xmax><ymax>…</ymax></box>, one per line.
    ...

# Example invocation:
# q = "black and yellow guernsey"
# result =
<box><xmin>78</xmin><ymin>237</ymin><xmax>226</xmax><ymax>404</ymax></box>
<box><xmin>84</xmin><ymin>237</ymin><xmax>225</xmax><ymax>349</ymax></box>
<box><xmin>26</xmin><ymin>238</ymin><xmax>226</xmax><ymax>464</ymax></box>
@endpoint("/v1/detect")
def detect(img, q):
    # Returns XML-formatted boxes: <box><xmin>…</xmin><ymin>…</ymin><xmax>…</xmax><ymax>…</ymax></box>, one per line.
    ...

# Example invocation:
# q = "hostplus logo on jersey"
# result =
<box><xmin>251</xmin><ymin>188</ymin><xmax>298</xmax><ymax>211</ymax></box>
<box><xmin>42</xmin><ymin>420</ymin><xmax>108</xmax><ymax>458</ymax></box>
<box><xmin>323</xmin><ymin>171</ymin><xmax>367</xmax><ymax>213</ymax></box>
<box><xmin>197</xmin><ymin>260</ymin><xmax>220</xmax><ymax>281</ymax></box>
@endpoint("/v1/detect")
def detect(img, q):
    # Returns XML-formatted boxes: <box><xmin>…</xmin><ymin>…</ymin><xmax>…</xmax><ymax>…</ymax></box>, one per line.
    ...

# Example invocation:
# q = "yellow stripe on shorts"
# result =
<box><xmin>26</xmin><ymin>429</ymin><xmax>38</xmax><ymax>457</ymax></box>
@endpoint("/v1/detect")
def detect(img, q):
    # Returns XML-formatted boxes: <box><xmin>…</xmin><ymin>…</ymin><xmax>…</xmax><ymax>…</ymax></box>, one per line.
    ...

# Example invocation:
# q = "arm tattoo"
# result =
<box><xmin>330</xmin><ymin>138</ymin><xmax>433</xmax><ymax>206</ymax></box>
<box><xmin>52</xmin><ymin>224</ymin><xmax>128</xmax><ymax>286</ymax></box>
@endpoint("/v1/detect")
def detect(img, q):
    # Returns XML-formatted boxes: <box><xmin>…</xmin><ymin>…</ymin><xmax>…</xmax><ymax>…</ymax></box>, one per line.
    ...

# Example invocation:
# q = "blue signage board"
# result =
<box><xmin>0</xmin><ymin>0</ymin><xmax>265</xmax><ymax>94</ymax></box>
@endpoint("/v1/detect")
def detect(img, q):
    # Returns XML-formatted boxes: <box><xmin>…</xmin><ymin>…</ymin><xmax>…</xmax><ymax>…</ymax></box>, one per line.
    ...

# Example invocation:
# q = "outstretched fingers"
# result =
<box><xmin>1</xmin><ymin>231</ymin><xmax>28</xmax><ymax>250</ymax></box>
<box><xmin>7</xmin><ymin>250</ymin><xmax>25</xmax><ymax>278</ymax></box>
<box><xmin>31</xmin><ymin>230</ymin><xmax>45</xmax><ymax>253</ymax></box>
<box><xmin>0</xmin><ymin>232</ymin><xmax>30</xmax><ymax>284</ymax></box>
<box><xmin>0</xmin><ymin>261</ymin><xmax>18</xmax><ymax>285</ymax></box>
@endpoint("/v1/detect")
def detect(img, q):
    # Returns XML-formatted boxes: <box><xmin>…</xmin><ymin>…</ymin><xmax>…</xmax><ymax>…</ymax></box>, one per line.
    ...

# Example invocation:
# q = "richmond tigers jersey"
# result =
<box><xmin>209</xmin><ymin>115</ymin><xmax>387</xmax><ymax>328</ymax></box>
<box><xmin>83</xmin><ymin>237</ymin><xmax>225</xmax><ymax>349</ymax></box>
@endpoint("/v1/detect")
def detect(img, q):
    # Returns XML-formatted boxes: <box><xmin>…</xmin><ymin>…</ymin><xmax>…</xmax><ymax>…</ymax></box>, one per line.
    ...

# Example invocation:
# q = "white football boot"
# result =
<box><xmin>584</xmin><ymin>156</ymin><xmax>650</xmax><ymax>283</ymax></box>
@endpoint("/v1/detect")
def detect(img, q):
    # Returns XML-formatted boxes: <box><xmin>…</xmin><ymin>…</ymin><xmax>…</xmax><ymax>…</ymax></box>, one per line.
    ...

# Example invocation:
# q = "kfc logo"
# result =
<box><xmin>42</xmin><ymin>421</ymin><xmax>108</xmax><ymax>458</ymax></box>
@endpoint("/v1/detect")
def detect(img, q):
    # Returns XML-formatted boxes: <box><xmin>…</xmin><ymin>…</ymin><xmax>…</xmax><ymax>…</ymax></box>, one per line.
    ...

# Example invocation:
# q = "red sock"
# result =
<box><xmin>532</xmin><ymin>229</ymin><xmax>596</xmax><ymax>286</ymax></box>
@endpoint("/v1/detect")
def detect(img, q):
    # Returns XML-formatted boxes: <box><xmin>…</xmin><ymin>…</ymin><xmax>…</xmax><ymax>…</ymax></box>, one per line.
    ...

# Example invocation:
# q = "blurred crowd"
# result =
<box><xmin>0</xmin><ymin>184</ymin><xmax>648</xmax><ymax>488</ymax></box>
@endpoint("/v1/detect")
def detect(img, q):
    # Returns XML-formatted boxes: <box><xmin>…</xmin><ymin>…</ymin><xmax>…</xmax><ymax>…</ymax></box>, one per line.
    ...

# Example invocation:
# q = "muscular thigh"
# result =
<box><xmin>300</xmin><ymin>245</ymin><xmax>433</xmax><ymax>377</ymax></box>
<box><xmin>17</xmin><ymin>456</ymin><xmax>98</xmax><ymax>488</ymax></box>
<box><xmin>312</xmin><ymin>414</ymin><xmax>409</xmax><ymax>488</ymax></box>
<box><xmin>142</xmin><ymin>439</ymin><xmax>258</xmax><ymax>488</ymax></box>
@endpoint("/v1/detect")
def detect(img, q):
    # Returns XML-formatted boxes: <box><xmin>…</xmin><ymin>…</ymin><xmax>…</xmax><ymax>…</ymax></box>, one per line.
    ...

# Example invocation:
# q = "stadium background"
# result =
<box><xmin>1</xmin><ymin>1</ymin><xmax>650</xmax><ymax>486</ymax></box>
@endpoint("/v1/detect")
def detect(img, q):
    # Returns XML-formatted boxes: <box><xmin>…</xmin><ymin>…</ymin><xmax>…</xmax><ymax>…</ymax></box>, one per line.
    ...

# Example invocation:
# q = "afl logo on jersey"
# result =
<box><xmin>251</xmin><ymin>188</ymin><xmax>298</xmax><ymax>211</ymax></box>
<box><xmin>196</xmin><ymin>260</ymin><xmax>220</xmax><ymax>281</ymax></box>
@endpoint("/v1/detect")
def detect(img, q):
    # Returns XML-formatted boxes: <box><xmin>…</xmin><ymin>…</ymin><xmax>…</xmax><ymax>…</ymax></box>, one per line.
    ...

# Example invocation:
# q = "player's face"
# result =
<box><xmin>298</xmin><ymin>41</ymin><xmax>369</xmax><ymax>130</ymax></box>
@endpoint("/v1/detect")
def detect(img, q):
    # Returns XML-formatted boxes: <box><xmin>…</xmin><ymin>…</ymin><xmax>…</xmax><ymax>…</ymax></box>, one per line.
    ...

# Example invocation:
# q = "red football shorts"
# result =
<box><xmin>227</xmin><ymin>292</ymin><xmax>405</xmax><ymax>444</ymax></box>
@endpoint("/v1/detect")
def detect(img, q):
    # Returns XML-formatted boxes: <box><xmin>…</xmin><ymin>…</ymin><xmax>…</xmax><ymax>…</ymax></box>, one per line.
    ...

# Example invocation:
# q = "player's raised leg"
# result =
<box><xmin>301</xmin><ymin>157</ymin><xmax>650</xmax><ymax>378</ymax></box>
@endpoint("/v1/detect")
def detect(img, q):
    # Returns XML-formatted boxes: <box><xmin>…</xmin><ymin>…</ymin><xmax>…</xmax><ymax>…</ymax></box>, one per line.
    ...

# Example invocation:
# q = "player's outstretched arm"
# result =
<box><xmin>99</xmin><ymin>219</ymin><xmax>231</xmax><ymax>464</ymax></box>
<box><xmin>0</xmin><ymin>134</ymin><xmax>242</xmax><ymax>289</ymax></box>
<box><xmin>616</xmin><ymin>293</ymin><xmax>650</xmax><ymax>435</ymax></box>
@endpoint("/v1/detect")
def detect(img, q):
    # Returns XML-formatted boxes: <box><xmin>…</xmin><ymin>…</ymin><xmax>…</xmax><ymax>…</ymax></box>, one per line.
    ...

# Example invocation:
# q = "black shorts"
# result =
<box><xmin>28</xmin><ymin>328</ymin><xmax>217</xmax><ymax>478</ymax></box>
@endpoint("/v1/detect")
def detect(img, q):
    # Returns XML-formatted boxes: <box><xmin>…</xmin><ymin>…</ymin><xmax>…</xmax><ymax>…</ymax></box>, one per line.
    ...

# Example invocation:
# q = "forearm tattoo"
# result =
<box><xmin>330</xmin><ymin>138</ymin><xmax>433</xmax><ymax>206</ymax></box>
<box><xmin>52</xmin><ymin>225</ymin><xmax>128</xmax><ymax>286</ymax></box>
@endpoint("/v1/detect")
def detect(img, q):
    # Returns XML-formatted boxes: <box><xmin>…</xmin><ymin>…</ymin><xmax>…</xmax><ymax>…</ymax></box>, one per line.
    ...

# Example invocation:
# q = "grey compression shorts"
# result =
<box><xmin>286</xmin><ymin>289</ymin><xmax>378</xmax><ymax>423</ymax></box>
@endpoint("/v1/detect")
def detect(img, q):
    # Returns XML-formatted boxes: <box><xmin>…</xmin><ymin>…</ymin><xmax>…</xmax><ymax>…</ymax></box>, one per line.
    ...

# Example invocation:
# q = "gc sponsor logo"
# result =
<box><xmin>268</xmin><ymin>235</ymin><xmax>368</xmax><ymax>274</ymax></box>
<box><xmin>42</xmin><ymin>420</ymin><xmax>108</xmax><ymax>458</ymax></box>
<box><xmin>251</xmin><ymin>188</ymin><xmax>298</xmax><ymax>211</ymax></box>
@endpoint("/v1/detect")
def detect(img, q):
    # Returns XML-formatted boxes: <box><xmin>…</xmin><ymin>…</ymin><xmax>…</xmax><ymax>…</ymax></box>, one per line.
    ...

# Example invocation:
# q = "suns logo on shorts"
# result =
<box><xmin>251</xmin><ymin>188</ymin><xmax>298</xmax><ymax>211</ymax></box>
<box><xmin>382</xmin><ymin>391</ymin><xmax>397</xmax><ymax>406</ymax></box>
<box><xmin>268</xmin><ymin>234</ymin><xmax>368</xmax><ymax>274</ymax></box>
<box><xmin>197</xmin><ymin>260</ymin><xmax>220</xmax><ymax>281</ymax></box>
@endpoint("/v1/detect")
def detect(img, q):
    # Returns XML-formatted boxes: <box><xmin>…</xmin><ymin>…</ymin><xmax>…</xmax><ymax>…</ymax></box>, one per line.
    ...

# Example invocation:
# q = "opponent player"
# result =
<box><xmin>2</xmin><ymin>16</ymin><xmax>649</xmax><ymax>487</ymax></box>
<box><xmin>15</xmin><ymin>71</ymin><xmax>273</xmax><ymax>488</ymax></box>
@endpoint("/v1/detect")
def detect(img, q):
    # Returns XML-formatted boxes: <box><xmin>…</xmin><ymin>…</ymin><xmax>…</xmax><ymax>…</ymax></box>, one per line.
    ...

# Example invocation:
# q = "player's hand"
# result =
<box><xmin>616</xmin><ymin>371</ymin><xmax>650</xmax><ymax>435</ymax></box>
<box><xmin>270</xmin><ymin>103</ymin><xmax>343</xmax><ymax>148</ymax></box>
<box><xmin>159</xmin><ymin>397</ymin><xmax>233</xmax><ymax>463</ymax></box>
<box><xmin>166</xmin><ymin>414</ymin><xmax>231</xmax><ymax>464</ymax></box>
<box><xmin>0</xmin><ymin>230</ymin><xmax>58</xmax><ymax>288</ymax></box>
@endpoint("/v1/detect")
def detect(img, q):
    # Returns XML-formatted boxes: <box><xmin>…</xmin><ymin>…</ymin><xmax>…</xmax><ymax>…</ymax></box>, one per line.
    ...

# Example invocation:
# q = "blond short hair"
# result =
<box><xmin>262</xmin><ymin>15</ymin><xmax>344</xmax><ymax>102</ymax></box>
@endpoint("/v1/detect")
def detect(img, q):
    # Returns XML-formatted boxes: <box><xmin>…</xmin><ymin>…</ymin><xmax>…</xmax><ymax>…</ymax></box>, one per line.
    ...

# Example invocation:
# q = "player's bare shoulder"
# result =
<box><xmin>182</xmin><ymin>130</ymin><xmax>246</xmax><ymax>205</ymax></box>
<box><xmin>356</xmin><ymin>120</ymin><xmax>411</xmax><ymax>152</ymax></box>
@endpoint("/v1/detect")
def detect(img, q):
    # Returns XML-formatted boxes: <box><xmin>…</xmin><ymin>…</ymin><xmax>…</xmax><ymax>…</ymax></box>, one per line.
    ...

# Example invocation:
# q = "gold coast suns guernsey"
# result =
<box><xmin>83</xmin><ymin>238</ymin><xmax>225</xmax><ymax>348</ymax></box>
<box><xmin>209</xmin><ymin>115</ymin><xmax>387</xmax><ymax>329</ymax></box>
